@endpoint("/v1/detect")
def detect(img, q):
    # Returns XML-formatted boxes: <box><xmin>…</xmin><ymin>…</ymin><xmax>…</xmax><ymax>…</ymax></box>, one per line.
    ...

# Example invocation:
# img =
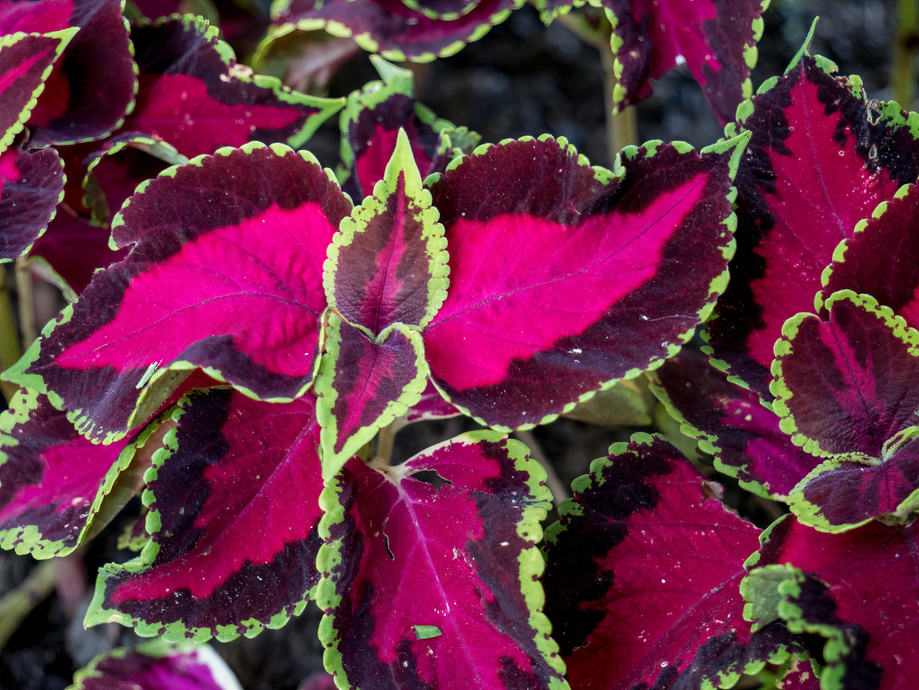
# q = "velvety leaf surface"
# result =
<box><xmin>27</xmin><ymin>211</ymin><xmax>127</xmax><ymax>299</ymax></box>
<box><xmin>743</xmin><ymin>515</ymin><xmax>919</xmax><ymax>689</ymax></box>
<box><xmin>772</xmin><ymin>291</ymin><xmax>919</xmax><ymax>460</ymax></box>
<box><xmin>705</xmin><ymin>54</ymin><xmax>919</xmax><ymax>396</ymax></box>
<box><xmin>0</xmin><ymin>144</ymin><xmax>65</xmax><ymax>262</ymax></box>
<box><xmin>424</xmin><ymin>135</ymin><xmax>741</xmax><ymax>429</ymax></box>
<box><xmin>326</xmin><ymin>128</ymin><xmax>448</xmax><ymax>332</ymax></box>
<box><xmin>543</xmin><ymin>434</ymin><xmax>792</xmax><ymax>690</ymax></box>
<box><xmin>820</xmin><ymin>182</ymin><xmax>919</xmax><ymax>330</ymax></box>
<box><xmin>650</xmin><ymin>349</ymin><xmax>821</xmax><ymax>499</ymax></box>
<box><xmin>605</xmin><ymin>0</ymin><xmax>769</xmax><ymax>123</ymax></box>
<box><xmin>2</xmin><ymin>0</ymin><xmax>137</xmax><ymax>146</ymax></box>
<box><xmin>339</xmin><ymin>59</ymin><xmax>472</xmax><ymax>201</ymax></box>
<box><xmin>0</xmin><ymin>29</ymin><xmax>74</xmax><ymax>154</ymax></box>
<box><xmin>86</xmin><ymin>389</ymin><xmax>326</xmax><ymax>642</ymax></box>
<box><xmin>124</xmin><ymin>15</ymin><xmax>342</xmax><ymax>159</ymax></box>
<box><xmin>316</xmin><ymin>316</ymin><xmax>427</xmax><ymax>478</ymax></box>
<box><xmin>70</xmin><ymin>640</ymin><xmax>243</xmax><ymax>690</ymax></box>
<box><xmin>317</xmin><ymin>433</ymin><xmax>566</xmax><ymax>690</ymax></box>
<box><xmin>0</xmin><ymin>388</ymin><xmax>131</xmax><ymax>559</ymax></box>
<box><xmin>274</xmin><ymin>0</ymin><xmax>522</xmax><ymax>61</ymax></box>
<box><xmin>6</xmin><ymin>143</ymin><xmax>352</xmax><ymax>442</ymax></box>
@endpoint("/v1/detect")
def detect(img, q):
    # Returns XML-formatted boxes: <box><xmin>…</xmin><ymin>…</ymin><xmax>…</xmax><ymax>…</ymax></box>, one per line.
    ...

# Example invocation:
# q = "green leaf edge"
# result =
<box><xmin>315</xmin><ymin>431</ymin><xmax>568</xmax><ymax>690</ymax></box>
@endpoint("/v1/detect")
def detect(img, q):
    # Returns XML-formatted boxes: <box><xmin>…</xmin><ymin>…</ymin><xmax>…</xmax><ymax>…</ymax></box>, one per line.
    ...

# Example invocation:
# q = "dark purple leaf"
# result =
<box><xmin>72</xmin><ymin>640</ymin><xmax>243</xmax><ymax>690</ymax></box>
<box><xmin>86</xmin><ymin>389</ymin><xmax>326</xmax><ymax>642</ymax></box>
<box><xmin>0</xmin><ymin>29</ymin><xmax>74</xmax><ymax>153</ymax></box>
<box><xmin>705</xmin><ymin>54</ymin><xmax>919</xmax><ymax>396</ymax></box>
<box><xmin>543</xmin><ymin>434</ymin><xmax>794</xmax><ymax>690</ymax></box>
<box><xmin>124</xmin><ymin>15</ymin><xmax>342</xmax><ymax>159</ymax></box>
<box><xmin>819</xmin><ymin>182</ymin><xmax>919</xmax><ymax>331</ymax></box>
<box><xmin>650</xmin><ymin>349</ymin><xmax>822</xmax><ymax>499</ymax></box>
<box><xmin>0</xmin><ymin>388</ymin><xmax>132</xmax><ymax>558</ymax></box>
<box><xmin>274</xmin><ymin>0</ymin><xmax>521</xmax><ymax>61</ymax></box>
<box><xmin>5</xmin><ymin>143</ymin><xmax>352</xmax><ymax>443</ymax></box>
<box><xmin>743</xmin><ymin>514</ymin><xmax>919</xmax><ymax>689</ymax></box>
<box><xmin>0</xmin><ymin>144</ymin><xmax>64</xmax><ymax>261</ymax></box>
<box><xmin>315</xmin><ymin>316</ymin><xmax>427</xmax><ymax>478</ymax></box>
<box><xmin>604</xmin><ymin>0</ymin><xmax>769</xmax><ymax>123</ymax></box>
<box><xmin>1</xmin><ymin>0</ymin><xmax>137</xmax><ymax>146</ymax></box>
<box><xmin>402</xmin><ymin>380</ymin><xmax>462</xmax><ymax>423</ymax></box>
<box><xmin>317</xmin><ymin>433</ymin><xmax>565</xmax><ymax>690</ymax></box>
<box><xmin>424</xmin><ymin>135</ymin><xmax>742</xmax><ymax>429</ymax></box>
<box><xmin>326</xmin><ymin>128</ymin><xmax>448</xmax><ymax>332</ymax></box>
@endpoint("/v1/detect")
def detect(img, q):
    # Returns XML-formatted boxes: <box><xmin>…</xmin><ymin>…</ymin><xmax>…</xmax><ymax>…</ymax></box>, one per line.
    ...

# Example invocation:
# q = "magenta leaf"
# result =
<box><xmin>424</xmin><ymin>134</ymin><xmax>744</xmax><ymax>430</ymax></box>
<box><xmin>403</xmin><ymin>380</ymin><xmax>462</xmax><ymax>423</ymax></box>
<box><xmin>315</xmin><ymin>315</ymin><xmax>427</xmax><ymax>479</ymax></box>
<box><xmin>339</xmin><ymin>58</ymin><xmax>476</xmax><ymax>201</ymax></box>
<box><xmin>5</xmin><ymin>143</ymin><xmax>352</xmax><ymax>443</ymax></box>
<box><xmin>0</xmin><ymin>144</ymin><xmax>65</xmax><ymax>262</ymax></box>
<box><xmin>649</xmin><ymin>349</ymin><xmax>822</xmax><ymax>500</ymax></box>
<box><xmin>543</xmin><ymin>434</ymin><xmax>794</xmax><ymax>690</ymax></box>
<box><xmin>742</xmin><ymin>514</ymin><xmax>919</xmax><ymax>689</ymax></box>
<box><xmin>604</xmin><ymin>0</ymin><xmax>769</xmax><ymax>123</ymax></box>
<box><xmin>325</xmin><ymin>128</ymin><xmax>448</xmax><ymax>332</ymax></box>
<box><xmin>819</xmin><ymin>182</ymin><xmax>919</xmax><ymax>331</ymax></box>
<box><xmin>1</xmin><ymin>0</ymin><xmax>137</xmax><ymax>147</ymax></box>
<box><xmin>0</xmin><ymin>388</ymin><xmax>134</xmax><ymax>558</ymax></box>
<box><xmin>704</xmin><ymin>53</ymin><xmax>919</xmax><ymax>397</ymax></box>
<box><xmin>0</xmin><ymin>29</ymin><xmax>75</xmax><ymax>153</ymax></box>
<box><xmin>274</xmin><ymin>0</ymin><xmax>522</xmax><ymax>62</ymax></box>
<box><xmin>316</xmin><ymin>432</ymin><xmax>566</xmax><ymax>690</ymax></box>
<box><xmin>71</xmin><ymin>640</ymin><xmax>243</xmax><ymax>690</ymax></box>
<box><xmin>85</xmin><ymin>388</ymin><xmax>326</xmax><ymax>642</ymax></box>
<box><xmin>124</xmin><ymin>15</ymin><xmax>343</xmax><ymax>159</ymax></box>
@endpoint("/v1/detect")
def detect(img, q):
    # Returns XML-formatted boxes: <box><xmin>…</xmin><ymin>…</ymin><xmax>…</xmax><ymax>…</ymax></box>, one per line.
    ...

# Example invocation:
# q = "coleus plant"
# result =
<box><xmin>1</xmin><ymin>3</ymin><xmax>919</xmax><ymax>690</ymax></box>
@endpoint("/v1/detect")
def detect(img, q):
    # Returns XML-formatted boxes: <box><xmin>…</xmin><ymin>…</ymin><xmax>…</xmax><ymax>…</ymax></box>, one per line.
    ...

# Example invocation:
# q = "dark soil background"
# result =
<box><xmin>0</xmin><ymin>1</ymin><xmax>903</xmax><ymax>688</ymax></box>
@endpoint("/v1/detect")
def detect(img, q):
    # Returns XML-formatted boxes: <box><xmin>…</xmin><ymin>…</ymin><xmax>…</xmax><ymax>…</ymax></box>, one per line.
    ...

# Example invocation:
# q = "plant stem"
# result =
<box><xmin>0</xmin><ymin>560</ymin><xmax>57</xmax><ymax>652</ymax></box>
<box><xmin>513</xmin><ymin>429</ymin><xmax>568</xmax><ymax>507</ymax></box>
<box><xmin>0</xmin><ymin>265</ymin><xmax>21</xmax><ymax>402</ymax></box>
<box><xmin>599</xmin><ymin>37</ymin><xmax>638</xmax><ymax>162</ymax></box>
<box><xmin>15</xmin><ymin>259</ymin><xmax>37</xmax><ymax>348</ymax></box>
<box><xmin>893</xmin><ymin>0</ymin><xmax>919</xmax><ymax>108</ymax></box>
<box><xmin>375</xmin><ymin>419</ymin><xmax>408</xmax><ymax>465</ymax></box>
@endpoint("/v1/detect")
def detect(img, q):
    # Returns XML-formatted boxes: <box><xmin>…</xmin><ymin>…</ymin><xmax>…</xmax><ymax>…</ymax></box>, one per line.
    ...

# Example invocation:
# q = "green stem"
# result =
<box><xmin>600</xmin><ymin>37</ymin><xmax>638</xmax><ymax>163</ymax></box>
<box><xmin>15</xmin><ymin>260</ymin><xmax>36</xmax><ymax>348</ymax></box>
<box><xmin>893</xmin><ymin>0</ymin><xmax>919</xmax><ymax>108</ymax></box>
<box><xmin>0</xmin><ymin>560</ymin><xmax>57</xmax><ymax>652</ymax></box>
<box><xmin>0</xmin><ymin>265</ymin><xmax>21</xmax><ymax>402</ymax></box>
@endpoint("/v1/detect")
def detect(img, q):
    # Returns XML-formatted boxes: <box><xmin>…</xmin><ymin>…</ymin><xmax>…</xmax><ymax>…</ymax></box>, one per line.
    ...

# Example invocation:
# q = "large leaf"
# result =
<box><xmin>6</xmin><ymin>143</ymin><xmax>352</xmax><ymax>443</ymax></box>
<box><xmin>0</xmin><ymin>0</ymin><xmax>137</xmax><ymax>146</ymax></box>
<box><xmin>543</xmin><ymin>434</ymin><xmax>794</xmax><ymax>690</ymax></box>
<box><xmin>272</xmin><ymin>0</ymin><xmax>523</xmax><ymax>62</ymax></box>
<box><xmin>317</xmin><ymin>432</ymin><xmax>567</xmax><ymax>690</ymax></box>
<box><xmin>771</xmin><ymin>291</ymin><xmax>919</xmax><ymax>530</ymax></box>
<box><xmin>604</xmin><ymin>0</ymin><xmax>770</xmax><ymax>124</ymax></box>
<box><xmin>424</xmin><ymin>134</ymin><xmax>744</xmax><ymax>429</ymax></box>
<box><xmin>86</xmin><ymin>389</ymin><xmax>326</xmax><ymax>642</ymax></box>
<box><xmin>0</xmin><ymin>144</ymin><xmax>65</xmax><ymax>262</ymax></box>
<box><xmin>743</xmin><ymin>515</ymin><xmax>919</xmax><ymax>689</ymax></box>
<box><xmin>69</xmin><ymin>640</ymin><xmax>243</xmax><ymax>690</ymax></box>
<box><xmin>819</xmin><ymin>182</ymin><xmax>919</xmax><ymax>330</ymax></box>
<box><xmin>0</xmin><ymin>388</ymin><xmax>135</xmax><ymax>558</ymax></box>
<box><xmin>124</xmin><ymin>15</ymin><xmax>343</xmax><ymax>158</ymax></box>
<box><xmin>704</xmin><ymin>53</ymin><xmax>919</xmax><ymax>396</ymax></box>
<box><xmin>0</xmin><ymin>29</ymin><xmax>75</xmax><ymax>154</ymax></box>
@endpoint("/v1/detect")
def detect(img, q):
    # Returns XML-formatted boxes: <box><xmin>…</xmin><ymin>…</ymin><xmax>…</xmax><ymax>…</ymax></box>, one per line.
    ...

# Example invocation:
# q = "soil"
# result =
<box><xmin>0</xmin><ymin>1</ymin><xmax>903</xmax><ymax>688</ymax></box>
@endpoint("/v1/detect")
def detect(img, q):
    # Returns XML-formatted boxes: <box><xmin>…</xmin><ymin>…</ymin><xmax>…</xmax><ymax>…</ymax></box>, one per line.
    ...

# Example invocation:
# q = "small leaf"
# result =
<box><xmin>414</xmin><ymin>625</ymin><xmax>443</xmax><ymax>640</ymax></box>
<box><xmin>317</xmin><ymin>432</ymin><xmax>567</xmax><ymax>690</ymax></box>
